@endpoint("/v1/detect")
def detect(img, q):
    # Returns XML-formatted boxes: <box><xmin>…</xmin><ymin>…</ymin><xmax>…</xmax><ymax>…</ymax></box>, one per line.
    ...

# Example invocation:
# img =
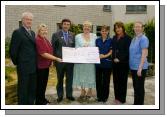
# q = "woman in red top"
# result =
<box><xmin>35</xmin><ymin>24</ymin><xmax>61</xmax><ymax>105</ymax></box>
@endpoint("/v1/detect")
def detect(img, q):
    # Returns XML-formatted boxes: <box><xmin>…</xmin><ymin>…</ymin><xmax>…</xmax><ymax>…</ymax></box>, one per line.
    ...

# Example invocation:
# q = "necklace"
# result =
<box><xmin>82</xmin><ymin>33</ymin><xmax>91</xmax><ymax>46</ymax></box>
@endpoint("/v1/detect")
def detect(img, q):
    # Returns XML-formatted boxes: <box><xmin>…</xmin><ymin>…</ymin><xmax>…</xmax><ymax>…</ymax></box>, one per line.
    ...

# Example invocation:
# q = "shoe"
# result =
<box><xmin>85</xmin><ymin>95</ymin><xmax>91</xmax><ymax>99</ymax></box>
<box><xmin>35</xmin><ymin>99</ymin><xmax>47</xmax><ymax>105</ymax></box>
<box><xmin>113</xmin><ymin>99</ymin><xmax>122</xmax><ymax>105</ymax></box>
<box><xmin>57</xmin><ymin>97</ymin><xmax>63</xmax><ymax>103</ymax></box>
<box><xmin>96</xmin><ymin>98</ymin><xmax>102</xmax><ymax>102</ymax></box>
<box><xmin>90</xmin><ymin>97</ymin><xmax>95</xmax><ymax>101</ymax></box>
<box><xmin>102</xmin><ymin>99</ymin><xmax>107</xmax><ymax>103</ymax></box>
<box><xmin>79</xmin><ymin>95</ymin><xmax>85</xmax><ymax>100</ymax></box>
<box><xmin>67</xmin><ymin>97</ymin><xmax>75</xmax><ymax>101</ymax></box>
<box><xmin>43</xmin><ymin>99</ymin><xmax>50</xmax><ymax>105</ymax></box>
<box><xmin>86</xmin><ymin>96</ymin><xmax>94</xmax><ymax>101</ymax></box>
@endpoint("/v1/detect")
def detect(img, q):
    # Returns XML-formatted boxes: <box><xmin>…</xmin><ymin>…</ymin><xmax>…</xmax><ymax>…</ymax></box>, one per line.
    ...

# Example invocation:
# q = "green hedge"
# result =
<box><xmin>5</xmin><ymin>20</ymin><xmax>155</xmax><ymax>63</ymax></box>
<box><xmin>144</xmin><ymin>19</ymin><xmax>155</xmax><ymax>63</ymax></box>
<box><xmin>5</xmin><ymin>66</ymin><xmax>16</xmax><ymax>82</ymax></box>
<box><xmin>5</xmin><ymin>37</ymin><xmax>11</xmax><ymax>58</ymax></box>
<box><xmin>124</xmin><ymin>22</ymin><xmax>134</xmax><ymax>38</ymax></box>
<box><xmin>69</xmin><ymin>24</ymin><xmax>83</xmax><ymax>35</ymax></box>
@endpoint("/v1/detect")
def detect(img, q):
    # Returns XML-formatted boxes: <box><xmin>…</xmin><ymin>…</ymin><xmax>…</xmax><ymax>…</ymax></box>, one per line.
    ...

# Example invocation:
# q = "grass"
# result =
<box><xmin>5</xmin><ymin>84</ymin><xmax>17</xmax><ymax>105</ymax></box>
<box><xmin>5</xmin><ymin>66</ymin><xmax>16</xmax><ymax>82</ymax></box>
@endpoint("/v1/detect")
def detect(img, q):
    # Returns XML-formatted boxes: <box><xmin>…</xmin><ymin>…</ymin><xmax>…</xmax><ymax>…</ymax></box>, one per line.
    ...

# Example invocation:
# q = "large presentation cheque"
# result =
<box><xmin>62</xmin><ymin>47</ymin><xmax>100</xmax><ymax>63</ymax></box>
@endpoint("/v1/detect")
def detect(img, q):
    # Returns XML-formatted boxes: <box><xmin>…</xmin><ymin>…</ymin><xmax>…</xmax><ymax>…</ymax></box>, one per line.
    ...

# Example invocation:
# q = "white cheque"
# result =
<box><xmin>62</xmin><ymin>47</ymin><xmax>100</xmax><ymax>63</ymax></box>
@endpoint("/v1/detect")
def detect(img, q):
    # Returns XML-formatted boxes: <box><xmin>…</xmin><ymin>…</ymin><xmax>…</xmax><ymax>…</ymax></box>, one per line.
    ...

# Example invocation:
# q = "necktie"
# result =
<box><xmin>28</xmin><ymin>30</ymin><xmax>32</xmax><ymax>37</ymax></box>
<box><xmin>64</xmin><ymin>33</ymin><xmax>68</xmax><ymax>44</ymax></box>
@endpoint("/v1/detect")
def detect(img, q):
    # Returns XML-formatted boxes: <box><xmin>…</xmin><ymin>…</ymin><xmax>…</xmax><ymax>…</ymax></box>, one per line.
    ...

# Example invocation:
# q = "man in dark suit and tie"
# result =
<box><xmin>52</xmin><ymin>19</ymin><xmax>75</xmax><ymax>103</ymax></box>
<box><xmin>9</xmin><ymin>12</ymin><xmax>37</xmax><ymax>105</ymax></box>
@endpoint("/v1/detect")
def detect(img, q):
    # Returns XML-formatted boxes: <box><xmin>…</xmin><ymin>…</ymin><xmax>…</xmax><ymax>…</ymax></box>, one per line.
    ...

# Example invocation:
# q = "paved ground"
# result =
<box><xmin>5</xmin><ymin>59</ymin><xmax>155</xmax><ymax>105</ymax></box>
<box><xmin>45</xmin><ymin>76</ymin><xmax>155</xmax><ymax>105</ymax></box>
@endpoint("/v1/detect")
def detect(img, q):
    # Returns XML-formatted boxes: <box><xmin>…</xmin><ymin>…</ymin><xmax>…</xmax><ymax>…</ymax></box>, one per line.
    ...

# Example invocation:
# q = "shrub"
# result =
<box><xmin>124</xmin><ymin>22</ymin><xmax>134</xmax><ymax>38</ymax></box>
<box><xmin>5</xmin><ymin>66</ymin><xmax>16</xmax><ymax>82</ymax></box>
<box><xmin>144</xmin><ymin>19</ymin><xmax>155</xmax><ymax>63</ymax></box>
<box><xmin>69</xmin><ymin>24</ymin><xmax>83</xmax><ymax>35</ymax></box>
<box><xmin>5</xmin><ymin>37</ymin><xmax>11</xmax><ymax>58</ymax></box>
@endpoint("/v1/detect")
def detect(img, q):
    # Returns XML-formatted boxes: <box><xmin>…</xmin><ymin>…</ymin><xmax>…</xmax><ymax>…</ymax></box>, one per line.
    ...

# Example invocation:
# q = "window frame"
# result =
<box><xmin>126</xmin><ymin>5</ymin><xmax>147</xmax><ymax>14</ymax></box>
<box><xmin>103</xmin><ymin>5</ymin><xmax>112</xmax><ymax>12</ymax></box>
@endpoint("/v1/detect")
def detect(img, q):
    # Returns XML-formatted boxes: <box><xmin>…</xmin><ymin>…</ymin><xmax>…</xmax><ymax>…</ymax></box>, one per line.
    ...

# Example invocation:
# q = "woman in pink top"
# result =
<box><xmin>35</xmin><ymin>24</ymin><xmax>61</xmax><ymax>105</ymax></box>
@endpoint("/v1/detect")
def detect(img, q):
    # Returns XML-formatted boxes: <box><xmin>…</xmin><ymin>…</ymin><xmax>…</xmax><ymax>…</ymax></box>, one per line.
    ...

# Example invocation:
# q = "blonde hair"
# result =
<box><xmin>83</xmin><ymin>21</ymin><xmax>92</xmax><ymax>27</ymax></box>
<box><xmin>37</xmin><ymin>24</ymin><xmax>48</xmax><ymax>34</ymax></box>
<box><xmin>134</xmin><ymin>21</ymin><xmax>144</xmax><ymax>27</ymax></box>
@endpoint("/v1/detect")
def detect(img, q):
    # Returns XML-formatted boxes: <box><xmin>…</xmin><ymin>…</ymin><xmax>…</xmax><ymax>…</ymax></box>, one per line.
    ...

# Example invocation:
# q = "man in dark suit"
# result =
<box><xmin>52</xmin><ymin>19</ymin><xmax>75</xmax><ymax>103</ymax></box>
<box><xmin>9</xmin><ymin>12</ymin><xmax>37</xmax><ymax>105</ymax></box>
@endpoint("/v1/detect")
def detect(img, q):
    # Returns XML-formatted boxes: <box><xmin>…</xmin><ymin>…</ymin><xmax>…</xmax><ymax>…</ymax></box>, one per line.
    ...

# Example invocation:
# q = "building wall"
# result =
<box><xmin>110</xmin><ymin>5</ymin><xmax>155</xmax><ymax>35</ymax></box>
<box><xmin>5</xmin><ymin>5</ymin><xmax>112</xmax><ymax>40</ymax></box>
<box><xmin>111</xmin><ymin>5</ymin><xmax>155</xmax><ymax>24</ymax></box>
<box><xmin>5</xmin><ymin>5</ymin><xmax>154</xmax><ymax>40</ymax></box>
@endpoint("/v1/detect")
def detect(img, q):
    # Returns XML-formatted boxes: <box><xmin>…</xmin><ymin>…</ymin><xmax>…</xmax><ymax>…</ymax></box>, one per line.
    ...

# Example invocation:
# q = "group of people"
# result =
<box><xmin>9</xmin><ymin>11</ymin><xmax>149</xmax><ymax>105</ymax></box>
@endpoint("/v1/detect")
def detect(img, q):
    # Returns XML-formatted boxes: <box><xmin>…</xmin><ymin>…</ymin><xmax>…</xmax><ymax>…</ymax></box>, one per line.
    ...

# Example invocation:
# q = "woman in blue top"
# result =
<box><xmin>73</xmin><ymin>21</ymin><xmax>97</xmax><ymax>100</ymax></box>
<box><xmin>129</xmin><ymin>21</ymin><xmax>149</xmax><ymax>105</ymax></box>
<box><xmin>95</xmin><ymin>25</ymin><xmax>112</xmax><ymax>103</ymax></box>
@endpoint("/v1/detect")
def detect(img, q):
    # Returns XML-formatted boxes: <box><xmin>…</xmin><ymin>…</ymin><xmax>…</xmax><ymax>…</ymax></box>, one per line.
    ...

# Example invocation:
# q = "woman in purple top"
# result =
<box><xmin>35</xmin><ymin>24</ymin><xmax>61</xmax><ymax>105</ymax></box>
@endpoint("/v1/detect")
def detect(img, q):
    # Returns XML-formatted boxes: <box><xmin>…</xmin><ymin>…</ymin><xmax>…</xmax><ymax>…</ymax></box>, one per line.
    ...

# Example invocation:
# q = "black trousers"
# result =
<box><xmin>131</xmin><ymin>69</ymin><xmax>147</xmax><ymax>105</ymax></box>
<box><xmin>113</xmin><ymin>63</ymin><xmax>129</xmax><ymax>103</ymax></box>
<box><xmin>17</xmin><ymin>70</ymin><xmax>36</xmax><ymax>105</ymax></box>
<box><xmin>96</xmin><ymin>67</ymin><xmax>111</xmax><ymax>101</ymax></box>
<box><xmin>36</xmin><ymin>68</ymin><xmax>49</xmax><ymax>105</ymax></box>
<box><xmin>56</xmin><ymin>64</ymin><xmax>74</xmax><ymax>98</ymax></box>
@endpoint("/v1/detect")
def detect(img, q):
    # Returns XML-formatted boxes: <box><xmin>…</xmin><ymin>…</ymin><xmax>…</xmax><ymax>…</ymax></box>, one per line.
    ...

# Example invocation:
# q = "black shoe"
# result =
<box><xmin>57</xmin><ymin>97</ymin><xmax>63</xmax><ymax>103</ymax></box>
<box><xmin>96</xmin><ymin>98</ymin><xmax>102</xmax><ymax>102</ymax></box>
<box><xmin>67</xmin><ymin>96</ymin><xmax>75</xmax><ymax>101</ymax></box>
<box><xmin>43</xmin><ymin>99</ymin><xmax>50</xmax><ymax>105</ymax></box>
<box><xmin>102</xmin><ymin>99</ymin><xmax>107</xmax><ymax>103</ymax></box>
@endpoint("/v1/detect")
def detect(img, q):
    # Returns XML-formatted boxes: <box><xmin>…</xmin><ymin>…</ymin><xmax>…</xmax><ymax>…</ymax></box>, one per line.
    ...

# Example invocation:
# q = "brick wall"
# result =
<box><xmin>5</xmin><ymin>5</ymin><xmax>154</xmax><ymax>40</ymax></box>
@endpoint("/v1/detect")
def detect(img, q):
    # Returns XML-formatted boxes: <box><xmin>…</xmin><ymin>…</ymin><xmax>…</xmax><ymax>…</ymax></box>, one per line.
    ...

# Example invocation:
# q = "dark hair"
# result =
<box><xmin>113</xmin><ymin>21</ymin><xmax>126</xmax><ymax>34</ymax></box>
<box><xmin>101</xmin><ymin>25</ymin><xmax>110</xmax><ymax>31</ymax></box>
<box><xmin>61</xmin><ymin>18</ymin><xmax>71</xmax><ymax>25</ymax></box>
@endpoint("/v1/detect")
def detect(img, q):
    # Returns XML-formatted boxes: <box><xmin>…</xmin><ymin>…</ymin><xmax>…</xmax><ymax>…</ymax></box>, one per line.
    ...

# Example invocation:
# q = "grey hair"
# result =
<box><xmin>21</xmin><ymin>12</ymin><xmax>33</xmax><ymax>20</ymax></box>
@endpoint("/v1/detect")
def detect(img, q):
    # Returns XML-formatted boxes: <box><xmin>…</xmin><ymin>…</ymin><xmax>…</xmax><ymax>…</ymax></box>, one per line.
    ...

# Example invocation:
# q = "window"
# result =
<box><xmin>53</xmin><ymin>5</ymin><xmax>66</xmax><ymax>7</ymax></box>
<box><xmin>126</xmin><ymin>5</ymin><xmax>147</xmax><ymax>14</ymax></box>
<box><xmin>103</xmin><ymin>5</ymin><xmax>112</xmax><ymax>12</ymax></box>
<box><xmin>19</xmin><ymin>21</ymin><xmax>22</xmax><ymax>27</ymax></box>
<box><xmin>57</xmin><ymin>23</ymin><xmax>61</xmax><ymax>31</ymax></box>
<box><xmin>96</xmin><ymin>26</ymin><xmax>102</xmax><ymax>37</ymax></box>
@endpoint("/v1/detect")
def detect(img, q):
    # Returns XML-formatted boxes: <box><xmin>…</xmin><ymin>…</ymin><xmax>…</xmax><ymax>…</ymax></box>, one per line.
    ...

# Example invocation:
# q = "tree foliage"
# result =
<box><xmin>5</xmin><ymin>37</ymin><xmax>11</xmax><ymax>58</ymax></box>
<box><xmin>69</xmin><ymin>24</ymin><xmax>83</xmax><ymax>35</ymax></box>
<box><xmin>124</xmin><ymin>22</ymin><xmax>134</xmax><ymax>38</ymax></box>
<box><xmin>144</xmin><ymin>19</ymin><xmax>155</xmax><ymax>63</ymax></box>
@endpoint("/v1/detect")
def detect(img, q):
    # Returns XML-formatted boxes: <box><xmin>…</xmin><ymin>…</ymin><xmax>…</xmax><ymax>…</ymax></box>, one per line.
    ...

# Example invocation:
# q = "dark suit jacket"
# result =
<box><xmin>9</xmin><ymin>26</ymin><xmax>37</xmax><ymax>74</ymax></box>
<box><xmin>112</xmin><ymin>34</ymin><xmax>131</xmax><ymax>63</ymax></box>
<box><xmin>51</xmin><ymin>30</ymin><xmax>75</xmax><ymax>68</ymax></box>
